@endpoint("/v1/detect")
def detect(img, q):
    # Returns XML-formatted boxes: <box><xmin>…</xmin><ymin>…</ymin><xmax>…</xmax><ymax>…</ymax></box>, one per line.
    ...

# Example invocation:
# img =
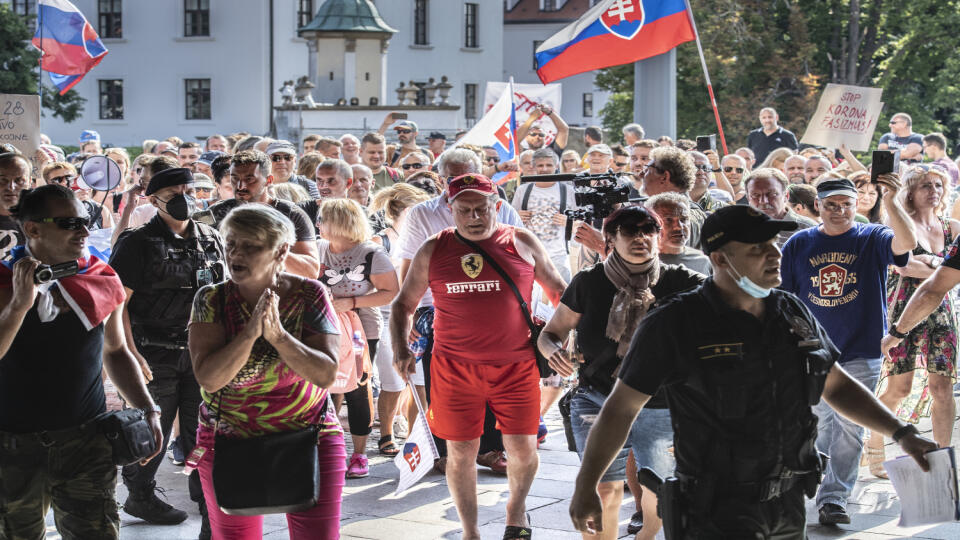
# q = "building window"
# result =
<box><xmin>582</xmin><ymin>93</ymin><xmax>593</xmax><ymax>117</ymax></box>
<box><xmin>184</xmin><ymin>0</ymin><xmax>210</xmax><ymax>37</ymax></box>
<box><xmin>464</xmin><ymin>83</ymin><xmax>477</xmax><ymax>120</ymax></box>
<box><xmin>98</xmin><ymin>79</ymin><xmax>123</xmax><ymax>120</ymax></box>
<box><xmin>533</xmin><ymin>40</ymin><xmax>543</xmax><ymax>70</ymax></box>
<box><xmin>464</xmin><ymin>3</ymin><xmax>478</xmax><ymax>48</ymax></box>
<box><xmin>541</xmin><ymin>0</ymin><xmax>558</xmax><ymax>10</ymax></box>
<box><xmin>185</xmin><ymin>79</ymin><xmax>211</xmax><ymax>120</ymax></box>
<box><xmin>13</xmin><ymin>0</ymin><xmax>35</xmax><ymax>31</ymax></box>
<box><xmin>297</xmin><ymin>0</ymin><xmax>313</xmax><ymax>29</ymax></box>
<box><xmin>414</xmin><ymin>0</ymin><xmax>428</xmax><ymax>45</ymax></box>
<box><xmin>98</xmin><ymin>0</ymin><xmax>122</xmax><ymax>38</ymax></box>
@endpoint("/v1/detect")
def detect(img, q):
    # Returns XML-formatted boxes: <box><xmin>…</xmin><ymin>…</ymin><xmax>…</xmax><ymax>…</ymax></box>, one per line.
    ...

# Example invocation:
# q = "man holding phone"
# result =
<box><xmin>780</xmin><ymin>175</ymin><xmax>917</xmax><ymax>526</ymax></box>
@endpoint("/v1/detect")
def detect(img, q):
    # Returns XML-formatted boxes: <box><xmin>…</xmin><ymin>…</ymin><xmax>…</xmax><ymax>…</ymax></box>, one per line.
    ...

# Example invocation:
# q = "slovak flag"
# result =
<box><xmin>536</xmin><ymin>0</ymin><xmax>695</xmax><ymax>84</ymax></box>
<box><xmin>445</xmin><ymin>80</ymin><xmax>518</xmax><ymax>185</ymax></box>
<box><xmin>393</xmin><ymin>386</ymin><xmax>439</xmax><ymax>495</ymax></box>
<box><xmin>31</xmin><ymin>0</ymin><xmax>109</xmax><ymax>94</ymax></box>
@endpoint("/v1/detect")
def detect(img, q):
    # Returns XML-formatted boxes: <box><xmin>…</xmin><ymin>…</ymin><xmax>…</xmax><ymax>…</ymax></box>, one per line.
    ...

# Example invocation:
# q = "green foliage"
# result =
<box><xmin>598</xmin><ymin>92</ymin><xmax>634</xmax><ymax>141</ymax></box>
<box><xmin>0</xmin><ymin>4</ymin><xmax>85</xmax><ymax>123</ymax></box>
<box><xmin>595</xmin><ymin>0</ymin><xmax>960</xmax><ymax>153</ymax></box>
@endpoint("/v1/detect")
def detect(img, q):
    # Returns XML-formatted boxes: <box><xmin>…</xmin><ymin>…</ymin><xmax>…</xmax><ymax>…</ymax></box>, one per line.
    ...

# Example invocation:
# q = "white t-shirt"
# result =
<box><xmin>510</xmin><ymin>182</ymin><xmax>576</xmax><ymax>262</ymax></box>
<box><xmin>397</xmin><ymin>194</ymin><xmax>524</xmax><ymax>307</ymax></box>
<box><xmin>128</xmin><ymin>204</ymin><xmax>157</xmax><ymax>229</ymax></box>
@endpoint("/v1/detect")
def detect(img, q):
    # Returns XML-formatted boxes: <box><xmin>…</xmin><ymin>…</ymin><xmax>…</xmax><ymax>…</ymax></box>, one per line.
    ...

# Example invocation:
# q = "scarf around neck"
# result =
<box><xmin>603</xmin><ymin>250</ymin><xmax>660</xmax><ymax>358</ymax></box>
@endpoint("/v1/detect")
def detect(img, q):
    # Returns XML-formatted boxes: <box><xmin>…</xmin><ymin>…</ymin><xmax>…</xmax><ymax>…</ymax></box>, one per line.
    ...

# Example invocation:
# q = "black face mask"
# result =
<box><xmin>159</xmin><ymin>193</ymin><xmax>196</xmax><ymax>221</ymax></box>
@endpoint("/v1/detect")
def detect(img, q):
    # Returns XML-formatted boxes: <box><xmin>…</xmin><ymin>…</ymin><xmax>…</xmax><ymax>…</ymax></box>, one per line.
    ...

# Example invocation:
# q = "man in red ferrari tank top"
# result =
<box><xmin>391</xmin><ymin>174</ymin><xmax>566</xmax><ymax>540</ymax></box>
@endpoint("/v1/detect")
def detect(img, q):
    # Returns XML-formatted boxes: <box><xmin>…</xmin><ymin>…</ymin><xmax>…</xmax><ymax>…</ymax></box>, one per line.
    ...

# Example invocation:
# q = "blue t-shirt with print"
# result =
<box><xmin>780</xmin><ymin>223</ymin><xmax>909</xmax><ymax>363</ymax></box>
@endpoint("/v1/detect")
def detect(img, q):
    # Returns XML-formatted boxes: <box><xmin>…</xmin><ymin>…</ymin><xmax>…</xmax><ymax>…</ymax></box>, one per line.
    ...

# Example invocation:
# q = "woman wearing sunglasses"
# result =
<box><xmin>538</xmin><ymin>206</ymin><xmax>705</xmax><ymax>540</ymax></box>
<box><xmin>40</xmin><ymin>162</ymin><xmax>114</xmax><ymax>230</ymax></box>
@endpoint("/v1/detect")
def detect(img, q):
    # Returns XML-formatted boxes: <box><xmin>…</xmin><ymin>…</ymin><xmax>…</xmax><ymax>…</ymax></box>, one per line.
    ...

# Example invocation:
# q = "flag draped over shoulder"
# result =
<box><xmin>31</xmin><ymin>0</ymin><xmax>109</xmax><ymax>94</ymax></box>
<box><xmin>535</xmin><ymin>0</ymin><xmax>695</xmax><ymax>84</ymax></box>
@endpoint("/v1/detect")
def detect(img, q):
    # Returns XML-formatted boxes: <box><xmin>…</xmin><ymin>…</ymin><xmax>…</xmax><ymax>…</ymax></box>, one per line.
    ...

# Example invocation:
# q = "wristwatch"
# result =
<box><xmin>888</xmin><ymin>324</ymin><xmax>909</xmax><ymax>340</ymax></box>
<box><xmin>712</xmin><ymin>168</ymin><xmax>721</xmax><ymax>172</ymax></box>
<box><xmin>892</xmin><ymin>423</ymin><xmax>919</xmax><ymax>443</ymax></box>
<box><xmin>143</xmin><ymin>404</ymin><xmax>162</xmax><ymax>415</ymax></box>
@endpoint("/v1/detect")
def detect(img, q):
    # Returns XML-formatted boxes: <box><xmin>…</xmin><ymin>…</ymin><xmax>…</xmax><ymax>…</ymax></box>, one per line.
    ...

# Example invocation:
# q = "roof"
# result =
<box><xmin>299</xmin><ymin>0</ymin><xmax>397</xmax><ymax>35</ymax></box>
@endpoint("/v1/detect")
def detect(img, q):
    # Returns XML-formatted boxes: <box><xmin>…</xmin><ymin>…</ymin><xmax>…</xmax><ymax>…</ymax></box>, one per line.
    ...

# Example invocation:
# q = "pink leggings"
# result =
<box><xmin>198</xmin><ymin>433</ymin><xmax>346</xmax><ymax>540</ymax></box>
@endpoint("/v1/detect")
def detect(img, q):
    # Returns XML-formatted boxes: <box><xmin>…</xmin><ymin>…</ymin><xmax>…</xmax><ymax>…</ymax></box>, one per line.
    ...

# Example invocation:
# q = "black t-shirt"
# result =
<box><xmin>208</xmin><ymin>198</ymin><xmax>315</xmax><ymax>242</ymax></box>
<box><xmin>746</xmin><ymin>127</ymin><xmax>799</xmax><ymax>164</ymax></box>
<box><xmin>0</xmin><ymin>214</ymin><xmax>23</xmax><ymax>262</ymax></box>
<box><xmin>942</xmin><ymin>235</ymin><xmax>960</xmax><ymax>271</ymax></box>
<box><xmin>561</xmin><ymin>262</ymin><xmax>705</xmax><ymax>403</ymax></box>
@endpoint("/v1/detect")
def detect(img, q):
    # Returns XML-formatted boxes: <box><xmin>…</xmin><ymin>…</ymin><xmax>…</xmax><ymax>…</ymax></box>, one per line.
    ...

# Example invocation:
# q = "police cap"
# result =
<box><xmin>146</xmin><ymin>168</ymin><xmax>194</xmax><ymax>195</ymax></box>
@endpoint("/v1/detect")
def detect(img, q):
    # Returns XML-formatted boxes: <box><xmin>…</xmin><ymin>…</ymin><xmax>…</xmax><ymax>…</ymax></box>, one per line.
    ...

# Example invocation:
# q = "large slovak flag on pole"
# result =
<box><xmin>535</xmin><ymin>0</ymin><xmax>695</xmax><ymax>84</ymax></box>
<box><xmin>444</xmin><ymin>79</ymin><xmax>518</xmax><ymax>185</ymax></box>
<box><xmin>31</xmin><ymin>0</ymin><xmax>108</xmax><ymax>94</ymax></box>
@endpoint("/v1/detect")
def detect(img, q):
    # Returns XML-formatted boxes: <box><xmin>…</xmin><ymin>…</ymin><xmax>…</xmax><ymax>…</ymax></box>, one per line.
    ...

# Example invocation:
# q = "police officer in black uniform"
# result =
<box><xmin>570</xmin><ymin>206</ymin><xmax>937</xmax><ymax>539</ymax></box>
<box><xmin>109</xmin><ymin>168</ymin><xmax>224</xmax><ymax>536</ymax></box>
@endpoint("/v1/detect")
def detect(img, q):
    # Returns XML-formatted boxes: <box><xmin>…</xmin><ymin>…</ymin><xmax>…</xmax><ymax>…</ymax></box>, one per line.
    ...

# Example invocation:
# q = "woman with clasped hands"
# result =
<box><xmin>188</xmin><ymin>204</ymin><xmax>342</xmax><ymax>539</ymax></box>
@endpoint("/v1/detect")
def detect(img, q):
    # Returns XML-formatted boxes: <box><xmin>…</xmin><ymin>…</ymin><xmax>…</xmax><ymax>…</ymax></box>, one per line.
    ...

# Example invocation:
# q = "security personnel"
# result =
<box><xmin>569</xmin><ymin>205</ymin><xmax>937</xmax><ymax>539</ymax></box>
<box><xmin>109</xmin><ymin>168</ymin><xmax>224</xmax><ymax>535</ymax></box>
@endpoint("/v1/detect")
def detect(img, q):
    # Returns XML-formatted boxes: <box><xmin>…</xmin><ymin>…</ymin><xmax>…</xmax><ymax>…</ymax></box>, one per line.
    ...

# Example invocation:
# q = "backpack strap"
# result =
<box><xmin>520</xmin><ymin>183</ymin><xmax>535</xmax><ymax>211</ymax></box>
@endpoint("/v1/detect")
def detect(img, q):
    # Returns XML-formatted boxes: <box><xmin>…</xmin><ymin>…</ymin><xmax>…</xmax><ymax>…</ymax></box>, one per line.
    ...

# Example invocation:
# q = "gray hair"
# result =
<box><xmin>221</xmin><ymin>203</ymin><xmax>295</xmax><ymax>249</ymax></box>
<box><xmin>340</xmin><ymin>133</ymin><xmax>360</xmax><ymax>145</ymax></box>
<box><xmin>722</xmin><ymin>154</ymin><xmax>746</xmax><ymax>167</ymax></box>
<box><xmin>645</xmin><ymin>192</ymin><xmax>689</xmax><ymax>213</ymax></box>
<box><xmin>622</xmin><ymin>123</ymin><xmax>645</xmax><ymax>139</ymax></box>
<box><xmin>531</xmin><ymin>147</ymin><xmax>559</xmax><ymax>165</ymax></box>
<box><xmin>316</xmin><ymin>158</ymin><xmax>354</xmax><ymax>180</ymax></box>
<box><xmin>438</xmin><ymin>148</ymin><xmax>481</xmax><ymax>176</ymax></box>
<box><xmin>350</xmin><ymin>163</ymin><xmax>373</xmax><ymax>179</ymax></box>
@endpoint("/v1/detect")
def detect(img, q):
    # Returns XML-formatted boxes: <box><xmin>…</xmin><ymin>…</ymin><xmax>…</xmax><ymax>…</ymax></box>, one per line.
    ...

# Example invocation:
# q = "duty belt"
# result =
<box><xmin>676</xmin><ymin>469</ymin><xmax>813</xmax><ymax>503</ymax></box>
<box><xmin>0</xmin><ymin>420</ymin><xmax>99</xmax><ymax>451</ymax></box>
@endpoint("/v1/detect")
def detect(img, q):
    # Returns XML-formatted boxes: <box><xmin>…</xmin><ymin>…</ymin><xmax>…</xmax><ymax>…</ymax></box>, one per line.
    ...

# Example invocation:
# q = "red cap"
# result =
<box><xmin>447</xmin><ymin>174</ymin><xmax>495</xmax><ymax>201</ymax></box>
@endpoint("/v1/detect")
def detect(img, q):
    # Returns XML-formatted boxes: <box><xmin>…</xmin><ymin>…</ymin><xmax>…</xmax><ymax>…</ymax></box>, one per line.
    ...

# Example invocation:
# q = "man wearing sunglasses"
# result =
<box><xmin>399</xmin><ymin>152</ymin><xmax>431</xmax><ymax>176</ymax></box>
<box><xmin>376</xmin><ymin>113</ymin><xmax>434</xmax><ymax>167</ymax></box>
<box><xmin>266</xmin><ymin>140</ymin><xmax>320</xmax><ymax>198</ymax></box>
<box><xmin>879</xmin><ymin>112</ymin><xmax>923</xmax><ymax>163</ymax></box>
<box><xmin>110</xmin><ymin>167</ymin><xmax>225</xmax><ymax>532</ymax></box>
<box><xmin>0</xmin><ymin>153</ymin><xmax>31</xmax><ymax>261</ymax></box>
<box><xmin>721</xmin><ymin>154</ymin><xmax>749</xmax><ymax>204</ymax></box>
<box><xmin>780</xmin><ymin>175</ymin><xmax>917</xmax><ymax>526</ymax></box>
<box><xmin>0</xmin><ymin>184</ymin><xmax>164</xmax><ymax>540</ymax></box>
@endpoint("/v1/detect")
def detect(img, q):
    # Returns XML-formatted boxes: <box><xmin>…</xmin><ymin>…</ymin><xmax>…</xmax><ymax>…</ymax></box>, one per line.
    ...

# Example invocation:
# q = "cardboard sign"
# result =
<box><xmin>800</xmin><ymin>84</ymin><xmax>883</xmax><ymax>152</ymax></box>
<box><xmin>0</xmin><ymin>94</ymin><xmax>40</xmax><ymax>157</ymax></box>
<box><xmin>484</xmin><ymin>82</ymin><xmax>562</xmax><ymax>146</ymax></box>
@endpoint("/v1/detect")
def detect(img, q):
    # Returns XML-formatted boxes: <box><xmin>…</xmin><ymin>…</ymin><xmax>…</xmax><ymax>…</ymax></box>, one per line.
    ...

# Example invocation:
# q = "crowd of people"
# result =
<box><xmin>0</xmin><ymin>103</ymin><xmax>951</xmax><ymax>540</ymax></box>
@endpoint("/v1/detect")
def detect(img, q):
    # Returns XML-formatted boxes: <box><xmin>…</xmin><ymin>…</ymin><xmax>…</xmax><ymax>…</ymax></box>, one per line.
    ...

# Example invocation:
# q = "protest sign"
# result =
<box><xmin>484</xmin><ymin>82</ymin><xmax>562</xmax><ymax>145</ymax></box>
<box><xmin>800</xmin><ymin>84</ymin><xmax>883</xmax><ymax>152</ymax></box>
<box><xmin>0</xmin><ymin>94</ymin><xmax>41</xmax><ymax>157</ymax></box>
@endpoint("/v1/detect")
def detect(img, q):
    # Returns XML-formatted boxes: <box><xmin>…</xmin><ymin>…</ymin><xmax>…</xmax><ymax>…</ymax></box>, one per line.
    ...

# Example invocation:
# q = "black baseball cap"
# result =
<box><xmin>701</xmin><ymin>205</ymin><xmax>797</xmax><ymax>254</ymax></box>
<box><xmin>427</xmin><ymin>131</ymin><xmax>446</xmax><ymax>140</ymax></box>
<box><xmin>816</xmin><ymin>178</ymin><xmax>858</xmax><ymax>199</ymax></box>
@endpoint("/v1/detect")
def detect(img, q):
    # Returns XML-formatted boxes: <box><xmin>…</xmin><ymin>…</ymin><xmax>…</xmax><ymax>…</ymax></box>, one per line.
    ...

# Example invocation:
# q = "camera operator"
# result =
<box><xmin>109</xmin><ymin>168</ymin><xmax>225</xmax><ymax>532</ymax></box>
<box><xmin>0</xmin><ymin>184</ymin><xmax>162</xmax><ymax>540</ymax></box>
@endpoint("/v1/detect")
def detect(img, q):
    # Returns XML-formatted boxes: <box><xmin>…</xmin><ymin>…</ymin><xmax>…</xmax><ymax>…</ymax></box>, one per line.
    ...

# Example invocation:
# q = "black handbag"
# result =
<box><xmin>211</xmin><ymin>392</ymin><xmax>323</xmax><ymax>516</ymax></box>
<box><xmin>454</xmin><ymin>231</ymin><xmax>555</xmax><ymax>378</ymax></box>
<box><xmin>96</xmin><ymin>408</ymin><xmax>158</xmax><ymax>466</ymax></box>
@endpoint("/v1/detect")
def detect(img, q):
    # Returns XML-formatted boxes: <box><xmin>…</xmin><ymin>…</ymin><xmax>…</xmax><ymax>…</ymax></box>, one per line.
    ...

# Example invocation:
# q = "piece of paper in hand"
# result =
<box><xmin>883</xmin><ymin>447</ymin><xmax>959</xmax><ymax>527</ymax></box>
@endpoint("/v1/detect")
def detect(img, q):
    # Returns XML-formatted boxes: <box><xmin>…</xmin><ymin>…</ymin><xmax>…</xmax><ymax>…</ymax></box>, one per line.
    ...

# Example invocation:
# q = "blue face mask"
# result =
<box><xmin>724</xmin><ymin>256</ymin><xmax>772</xmax><ymax>298</ymax></box>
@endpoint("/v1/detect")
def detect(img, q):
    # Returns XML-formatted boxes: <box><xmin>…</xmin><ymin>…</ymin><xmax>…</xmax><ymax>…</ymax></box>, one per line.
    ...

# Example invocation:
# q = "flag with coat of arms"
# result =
<box><xmin>442</xmin><ymin>79</ymin><xmax>518</xmax><ymax>185</ymax></box>
<box><xmin>394</xmin><ymin>384</ymin><xmax>439</xmax><ymax>495</ymax></box>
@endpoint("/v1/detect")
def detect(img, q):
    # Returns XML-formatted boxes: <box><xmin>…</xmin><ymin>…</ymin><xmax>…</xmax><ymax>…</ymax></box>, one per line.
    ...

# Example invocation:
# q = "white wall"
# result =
<box><xmin>503</xmin><ymin>21</ymin><xmax>610</xmax><ymax>128</ymax></box>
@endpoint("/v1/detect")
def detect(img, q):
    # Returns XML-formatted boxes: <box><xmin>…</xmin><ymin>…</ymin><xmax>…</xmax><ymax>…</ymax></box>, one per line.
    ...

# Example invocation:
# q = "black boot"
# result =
<box><xmin>198</xmin><ymin>501</ymin><xmax>211</xmax><ymax>540</ymax></box>
<box><xmin>122</xmin><ymin>487</ymin><xmax>189</xmax><ymax>525</ymax></box>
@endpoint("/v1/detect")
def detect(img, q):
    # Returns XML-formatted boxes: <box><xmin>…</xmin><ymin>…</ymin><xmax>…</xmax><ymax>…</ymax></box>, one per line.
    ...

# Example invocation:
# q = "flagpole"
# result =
<box><xmin>37</xmin><ymin>3</ymin><xmax>43</xmax><ymax>104</ymax></box>
<box><xmin>683</xmin><ymin>0</ymin><xmax>728</xmax><ymax>155</ymax></box>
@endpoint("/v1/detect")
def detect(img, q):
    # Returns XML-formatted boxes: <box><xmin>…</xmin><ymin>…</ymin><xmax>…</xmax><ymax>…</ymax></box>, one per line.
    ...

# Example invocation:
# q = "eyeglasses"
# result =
<box><xmin>618</xmin><ymin>222</ymin><xmax>659</xmax><ymax>237</ymax></box>
<box><xmin>47</xmin><ymin>174</ymin><xmax>74</xmax><ymax>185</ymax></box>
<box><xmin>32</xmin><ymin>216</ymin><xmax>89</xmax><ymax>230</ymax></box>
<box><xmin>395</xmin><ymin>129</ymin><xmax>413</xmax><ymax>135</ymax></box>
<box><xmin>648</xmin><ymin>163</ymin><xmax>666</xmax><ymax>174</ymax></box>
<box><xmin>694</xmin><ymin>164</ymin><xmax>712</xmax><ymax>173</ymax></box>
<box><xmin>271</xmin><ymin>154</ymin><xmax>294</xmax><ymax>162</ymax></box>
<box><xmin>402</xmin><ymin>162</ymin><xmax>425</xmax><ymax>171</ymax></box>
<box><xmin>821</xmin><ymin>201</ymin><xmax>856</xmax><ymax>213</ymax></box>
<box><xmin>723</xmin><ymin>166</ymin><xmax>745</xmax><ymax>174</ymax></box>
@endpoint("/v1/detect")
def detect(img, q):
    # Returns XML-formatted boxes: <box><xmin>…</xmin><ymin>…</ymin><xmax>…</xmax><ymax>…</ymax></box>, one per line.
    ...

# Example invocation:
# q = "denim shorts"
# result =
<box><xmin>570</xmin><ymin>385</ymin><xmax>675</xmax><ymax>484</ymax></box>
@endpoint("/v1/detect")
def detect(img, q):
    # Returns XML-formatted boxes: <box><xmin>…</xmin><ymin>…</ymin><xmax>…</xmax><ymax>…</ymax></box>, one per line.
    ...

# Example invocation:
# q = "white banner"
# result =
<box><xmin>393</xmin><ymin>384</ymin><xmax>439</xmax><ymax>496</ymax></box>
<box><xmin>0</xmin><ymin>94</ymin><xmax>41</xmax><ymax>158</ymax></box>
<box><xmin>800</xmin><ymin>84</ymin><xmax>884</xmax><ymax>152</ymax></box>
<box><xmin>484</xmin><ymin>82</ymin><xmax>562</xmax><ymax>146</ymax></box>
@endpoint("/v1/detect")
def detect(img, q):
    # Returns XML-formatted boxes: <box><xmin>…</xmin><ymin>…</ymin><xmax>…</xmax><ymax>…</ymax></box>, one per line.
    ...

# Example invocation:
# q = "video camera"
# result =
<box><xmin>519</xmin><ymin>171</ymin><xmax>631</xmax><ymax>240</ymax></box>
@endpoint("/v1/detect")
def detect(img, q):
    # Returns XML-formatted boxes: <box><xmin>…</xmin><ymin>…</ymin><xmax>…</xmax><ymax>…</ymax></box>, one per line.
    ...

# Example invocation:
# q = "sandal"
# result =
<box><xmin>864</xmin><ymin>436</ymin><xmax>888</xmax><ymax>479</ymax></box>
<box><xmin>502</xmin><ymin>513</ymin><xmax>531</xmax><ymax>540</ymax></box>
<box><xmin>378</xmin><ymin>435</ymin><xmax>400</xmax><ymax>456</ymax></box>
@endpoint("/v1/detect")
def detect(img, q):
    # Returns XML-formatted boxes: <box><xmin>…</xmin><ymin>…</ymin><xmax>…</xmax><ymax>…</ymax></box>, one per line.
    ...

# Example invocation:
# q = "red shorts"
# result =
<box><xmin>427</xmin><ymin>354</ymin><xmax>541</xmax><ymax>441</ymax></box>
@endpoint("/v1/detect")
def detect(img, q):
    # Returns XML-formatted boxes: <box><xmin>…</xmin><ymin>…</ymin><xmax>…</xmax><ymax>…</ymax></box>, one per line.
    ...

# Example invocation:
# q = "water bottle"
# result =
<box><xmin>352</xmin><ymin>330</ymin><xmax>364</xmax><ymax>362</ymax></box>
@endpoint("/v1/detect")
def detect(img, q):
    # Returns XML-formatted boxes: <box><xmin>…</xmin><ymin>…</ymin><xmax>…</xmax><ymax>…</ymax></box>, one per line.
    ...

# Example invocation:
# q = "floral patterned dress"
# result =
<box><xmin>882</xmin><ymin>217</ymin><xmax>958</xmax><ymax>422</ymax></box>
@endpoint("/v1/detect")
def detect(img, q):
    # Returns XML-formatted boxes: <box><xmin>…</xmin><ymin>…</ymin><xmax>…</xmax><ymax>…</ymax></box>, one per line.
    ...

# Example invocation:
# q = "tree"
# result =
<box><xmin>0</xmin><ymin>4</ymin><xmax>86</xmax><ymax>123</ymax></box>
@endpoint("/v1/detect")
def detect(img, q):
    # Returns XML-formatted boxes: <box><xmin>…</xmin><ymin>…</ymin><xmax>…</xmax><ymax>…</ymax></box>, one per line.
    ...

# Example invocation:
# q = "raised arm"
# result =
<box><xmin>877</xmin><ymin>173</ymin><xmax>917</xmax><ymax>255</ymax></box>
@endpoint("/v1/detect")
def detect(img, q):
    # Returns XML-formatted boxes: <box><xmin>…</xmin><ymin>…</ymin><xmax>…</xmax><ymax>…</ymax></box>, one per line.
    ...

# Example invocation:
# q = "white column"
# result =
<box><xmin>344</xmin><ymin>38</ymin><xmax>357</xmax><ymax>101</ymax></box>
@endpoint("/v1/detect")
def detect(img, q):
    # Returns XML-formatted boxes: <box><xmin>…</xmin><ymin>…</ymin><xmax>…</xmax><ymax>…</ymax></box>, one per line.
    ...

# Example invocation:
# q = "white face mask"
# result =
<box><xmin>724</xmin><ymin>255</ymin><xmax>772</xmax><ymax>298</ymax></box>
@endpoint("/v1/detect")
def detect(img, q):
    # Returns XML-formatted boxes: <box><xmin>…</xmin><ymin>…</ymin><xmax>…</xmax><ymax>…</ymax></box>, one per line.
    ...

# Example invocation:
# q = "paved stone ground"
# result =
<box><xmin>44</xmin><ymin>399</ymin><xmax>960</xmax><ymax>539</ymax></box>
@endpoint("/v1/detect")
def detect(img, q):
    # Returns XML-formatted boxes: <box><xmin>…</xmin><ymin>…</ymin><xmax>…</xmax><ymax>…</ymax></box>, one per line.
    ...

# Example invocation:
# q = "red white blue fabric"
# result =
<box><xmin>441</xmin><ymin>82</ymin><xmax>518</xmax><ymax>185</ymax></box>
<box><xmin>31</xmin><ymin>0</ymin><xmax>108</xmax><ymax>94</ymax></box>
<box><xmin>536</xmin><ymin>0</ymin><xmax>695</xmax><ymax>84</ymax></box>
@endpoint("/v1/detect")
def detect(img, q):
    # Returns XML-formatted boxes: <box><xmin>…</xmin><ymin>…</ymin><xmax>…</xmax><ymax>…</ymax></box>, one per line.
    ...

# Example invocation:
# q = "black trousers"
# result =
<box><xmin>677</xmin><ymin>484</ymin><xmax>807</xmax><ymax>540</ymax></box>
<box><xmin>121</xmin><ymin>348</ymin><xmax>203</xmax><ymax>503</ymax></box>
<box><xmin>418</xmin><ymin>312</ymin><xmax>504</xmax><ymax>457</ymax></box>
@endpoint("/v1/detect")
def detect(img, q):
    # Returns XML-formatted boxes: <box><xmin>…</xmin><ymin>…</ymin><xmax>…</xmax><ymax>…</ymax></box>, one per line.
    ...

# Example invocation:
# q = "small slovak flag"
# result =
<box><xmin>393</xmin><ymin>387</ymin><xmax>439</xmax><ymax>495</ymax></box>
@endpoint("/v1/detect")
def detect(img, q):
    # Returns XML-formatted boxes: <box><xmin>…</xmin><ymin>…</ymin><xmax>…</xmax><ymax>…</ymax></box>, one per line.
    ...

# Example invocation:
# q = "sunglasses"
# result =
<box><xmin>396</xmin><ymin>129</ymin><xmax>413</xmax><ymax>135</ymax></box>
<box><xmin>271</xmin><ymin>154</ymin><xmax>294</xmax><ymax>162</ymax></box>
<box><xmin>694</xmin><ymin>164</ymin><xmax>712</xmax><ymax>172</ymax></box>
<box><xmin>528</xmin><ymin>133</ymin><xmax>544</xmax><ymax>138</ymax></box>
<box><xmin>47</xmin><ymin>174</ymin><xmax>75</xmax><ymax>185</ymax></box>
<box><xmin>723</xmin><ymin>166</ymin><xmax>745</xmax><ymax>174</ymax></box>
<box><xmin>618</xmin><ymin>222</ymin><xmax>659</xmax><ymax>237</ymax></box>
<box><xmin>402</xmin><ymin>162</ymin><xmax>425</xmax><ymax>170</ymax></box>
<box><xmin>615</xmin><ymin>161</ymin><xmax>629</xmax><ymax>168</ymax></box>
<box><xmin>33</xmin><ymin>216</ymin><xmax>89</xmax><ymax>230</ymax></box>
